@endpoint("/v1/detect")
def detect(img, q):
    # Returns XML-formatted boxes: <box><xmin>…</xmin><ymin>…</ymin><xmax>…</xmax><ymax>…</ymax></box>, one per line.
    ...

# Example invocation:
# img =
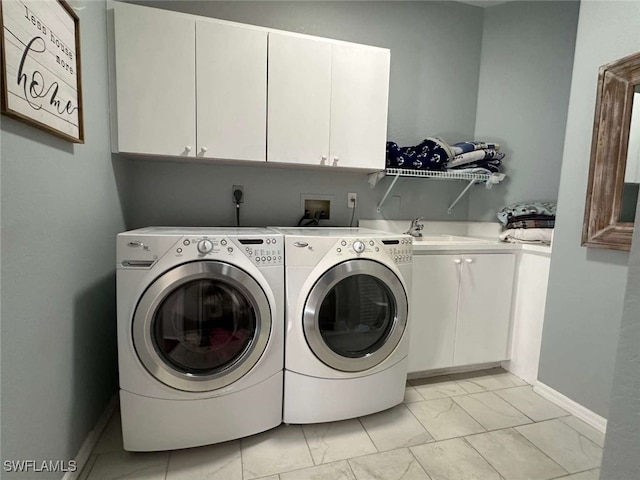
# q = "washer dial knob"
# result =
<box><xmin>198</xmin><ymin>239</ymin><xmax>213</xmax><ymax>254</ymax></box>
<box><xmin>353</xmin><ymin>240</ymin><xmax>365</xmax><ymax>253</ymax></box>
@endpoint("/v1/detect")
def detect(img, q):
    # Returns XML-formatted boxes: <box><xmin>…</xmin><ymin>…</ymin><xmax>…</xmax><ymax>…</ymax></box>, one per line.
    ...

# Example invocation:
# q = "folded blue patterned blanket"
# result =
<box><xmin>386</xmin><ymin>138</ymin><xmax>506</xmax><ymax>174</ymax></box>
<box><xmin>386</xmin><ymin>137</ymin><xmax>454</xmax><ymax>171</ymax></box>
<box><xmin>452</xmin><ymin>141</ymin><xmax>501</xmax><ymax>155</ymax></box>
<box><xmin>497</xmin><ymin>201</ymin><xmax>557</xmax><ymax>225</ymax></box>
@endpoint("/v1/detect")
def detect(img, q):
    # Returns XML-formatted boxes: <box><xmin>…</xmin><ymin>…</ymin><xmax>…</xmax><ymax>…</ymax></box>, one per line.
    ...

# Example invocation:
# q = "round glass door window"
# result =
<box><xmin>318</xmin><ymin>275</ymin><xmax>394</xmax><ymax>357</ymax></box>
<box><xmin>153</xmin><ymin>279</ymin><xmax>256</xmax><ymax>375</ymax></box>
<box><xmin>133</xmin><ymin>261</ymin><xmax>271</xmax><ymax>392</ymax></box>
<box><xmin>303</xmin><ymin>259</ymin><xmax>408</xmax><ymax>372</ymax></box>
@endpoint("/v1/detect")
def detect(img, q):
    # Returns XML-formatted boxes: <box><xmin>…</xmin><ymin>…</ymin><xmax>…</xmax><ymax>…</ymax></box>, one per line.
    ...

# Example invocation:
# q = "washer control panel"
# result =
<box><xmin>174</xmin><ymin>235</ymin><xmax>283</xmax><ymax>266</ymax></box>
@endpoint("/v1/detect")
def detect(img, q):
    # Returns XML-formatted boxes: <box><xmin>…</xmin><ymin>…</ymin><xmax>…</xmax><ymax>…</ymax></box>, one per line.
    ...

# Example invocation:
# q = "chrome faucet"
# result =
<box><xmin>405</xmin><ymin>217</ymin><xmax>424</xmax><ymax>237</ymax></box>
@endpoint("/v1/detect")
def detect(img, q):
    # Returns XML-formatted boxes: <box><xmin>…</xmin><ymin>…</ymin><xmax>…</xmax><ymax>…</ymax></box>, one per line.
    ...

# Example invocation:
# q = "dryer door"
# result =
<box><xmin>132</xmin><ymin>261</ymin><xmax>271</xmax><ymax>392</ymax></box>
<box><xmin>303</xmin><ymin>259</ymin><xmax>408</xmax><ymax>372</ymax></box>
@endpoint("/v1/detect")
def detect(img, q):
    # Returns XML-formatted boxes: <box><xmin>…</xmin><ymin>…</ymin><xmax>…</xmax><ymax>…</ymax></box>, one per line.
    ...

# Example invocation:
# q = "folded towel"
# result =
<box><xmin>448</xmin><ymin>167</ymin><xmax>494</xmax><ymax>175</ymax></box>
<box><xmin>452</xmin><ymin>141</ymin><xmax>501</xmax><ymax>155</ymax></box>
<box><xmin>446</xmin><ymin>149</ymin><xmax>506</xmax><ymax>169</ymax></box>
<box><xmin>506</xmin><ymin>219</ymin><xmax>556</xmax><ymax>229</ymax></box>
<box><xmin>499</xmin><ymin>228</ymin><xmax>553</xmax><ymax>244</ymax></box>
<box><xmin>497</xmin><ymin>201</ymin><xmax>557</xmax><ymax>225</ymax></box>
<box><xmin>450</xmin><ymin>159</ymin><xmax>502</xmax><ymax>173</ymax></box>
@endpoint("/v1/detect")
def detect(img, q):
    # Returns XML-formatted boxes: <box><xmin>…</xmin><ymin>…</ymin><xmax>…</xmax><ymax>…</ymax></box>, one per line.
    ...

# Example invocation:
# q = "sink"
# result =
<box><xmin>411</xmin><ymin>235</ymin><xmax>494</xmax><ymax>245</ymax></box>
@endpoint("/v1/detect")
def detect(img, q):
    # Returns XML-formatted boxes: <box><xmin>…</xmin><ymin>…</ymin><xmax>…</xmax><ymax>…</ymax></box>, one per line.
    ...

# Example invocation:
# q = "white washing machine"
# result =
<box><xmin>116</xmin><ymin>227</ymin><xmax>284</xmax><ymax>451</ymax></box>
<box><xmin>275</xmin><ymin>227</ymin><xmax>412</xmax><ymax>423</ymax></box>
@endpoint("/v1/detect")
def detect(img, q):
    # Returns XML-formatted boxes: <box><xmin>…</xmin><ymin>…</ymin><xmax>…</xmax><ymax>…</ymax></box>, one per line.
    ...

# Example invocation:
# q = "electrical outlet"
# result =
<box><xmin>348</xmin><ymin>192</ymin><xmax>357</xmax><ymax>208</ymax></box>
<box><xmin>232</xmin><ymin>185</ymin><xmax>244</xmax><ymax>203</ymax></box>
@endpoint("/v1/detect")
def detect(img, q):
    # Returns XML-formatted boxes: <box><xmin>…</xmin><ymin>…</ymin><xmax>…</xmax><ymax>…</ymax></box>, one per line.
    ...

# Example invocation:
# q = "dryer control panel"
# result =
<box><xmin>380</xmin><ymin>238</ymin><xmax>413</xmax><ymax>264</ymax></box>
<box><xmin>235</xmin><ymin>236</ymin><xmax>283</xmax><ymax>266</ymax></box>
<box><xmin>331</xmin><ymin>237</ymin><xmax>412</xmax><ymax>264</ymax></box>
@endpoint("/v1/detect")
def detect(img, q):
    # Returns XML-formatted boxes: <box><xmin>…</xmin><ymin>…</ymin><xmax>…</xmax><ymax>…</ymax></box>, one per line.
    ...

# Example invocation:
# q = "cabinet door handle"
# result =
<box><xmin>465</xmin><ymin>258</ymin><xmax>473</xmax><ymax>263</ymax></box>
<box><xmin>201</xmin><ymin>146</ymin><xmax>208</xmax><ymax>154</ymax></box>
<box><xmin>185</xmin><ymin>145</ymin><xmax>192</xmax><ymax>153</ymax></box>
<box><xmin>454</xmin><ymin>259</ymin><xmax>462</xmax><ymax>264</ymax></box>
<box><xmin>333</xmin><ymin>156</ymin><xmax>339</xmax><ymax>166</ymax></box>
<box><xmin>320</xmin><ymin>155</ymin><xmax>327</xmax><ymax>165</ymax></box>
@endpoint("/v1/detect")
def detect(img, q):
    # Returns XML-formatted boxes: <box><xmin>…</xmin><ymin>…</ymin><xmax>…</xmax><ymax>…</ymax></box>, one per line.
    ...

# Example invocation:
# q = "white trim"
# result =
<box><xmin>62</xmin><ymin>395</ymin><xmax>118</xmax><ymax>480</ymax></box>
<box><xmin>533</xmin><ymin>381</ymin><xmax>608</xmax><ymax>433</ymax></box>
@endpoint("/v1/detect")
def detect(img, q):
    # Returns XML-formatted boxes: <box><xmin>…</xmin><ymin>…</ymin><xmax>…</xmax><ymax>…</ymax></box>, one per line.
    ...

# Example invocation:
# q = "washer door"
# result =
<box><xmin>133</xmin><ymin>261</ymin><xmax>271</xmax><ymax>392</ymax></box>
<box><xmin>303</xmin><ymin>259</ymin><xmax>408</xmax><ymax>372</ymax></box>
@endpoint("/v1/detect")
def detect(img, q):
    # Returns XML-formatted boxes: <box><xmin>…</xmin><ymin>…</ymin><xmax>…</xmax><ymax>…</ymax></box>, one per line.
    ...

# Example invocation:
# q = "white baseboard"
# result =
<box><xmin>62</xmin><ymin>394</ymin><xmax>118</xmax><ymax>480</ymax></box>
<box><xmin>534</xmin><ymin>381</ymin><xmax>607</xmax><ymax>434</ymax></box>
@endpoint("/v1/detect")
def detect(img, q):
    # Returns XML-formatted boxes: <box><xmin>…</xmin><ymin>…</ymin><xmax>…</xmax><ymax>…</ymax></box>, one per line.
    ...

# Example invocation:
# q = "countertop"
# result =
<box><xmin>359</xmin><ymin>219</ymin><xmax>553</xmax><ymax>256</ymax></box>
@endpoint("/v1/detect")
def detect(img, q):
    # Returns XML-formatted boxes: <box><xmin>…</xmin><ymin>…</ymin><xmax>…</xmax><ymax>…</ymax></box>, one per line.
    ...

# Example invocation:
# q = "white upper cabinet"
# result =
<box><xmin>268</xmin><ymin>33</ymin><xmax>390</xmax><ymax>170</ymax></box>
<box><xmin>267</xmin><ymin>33</ymin><xmax>332</xmax><ymax>166</ymax></box>
<box><xmin>196</xmin><ymin>21</ymin><xmax>267</xmax><ymax>161</ymax></box>
<box><xmin>330</xmin><ymin>44</ymin><xmax>390</xmax><ymax>169</ymax></box>
<box><xmin>110</xmin><ymin>2</ymin><xmax>390</xmax><ymax>169</ymax></box>
<box><xmin>113</xmin><ymin>3</ymin><xmax>196</xmax><ymax>156</ymax></box>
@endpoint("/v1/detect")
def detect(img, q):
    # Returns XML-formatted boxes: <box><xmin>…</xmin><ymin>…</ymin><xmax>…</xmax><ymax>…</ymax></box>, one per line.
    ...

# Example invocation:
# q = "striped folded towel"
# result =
<box><xmin>446</xmin><ymin>149</ymin><xmax>505</xmax><ymax>169</ymax></box>
<box><xmin>451</xmin><ymin>141</ymin><xmax>501</xmax><ymax>155</ymax></box>
<box><xmin>506</xmin><ymin>219</ymin><xmax>556</xmax><ymax>229</ymax></box>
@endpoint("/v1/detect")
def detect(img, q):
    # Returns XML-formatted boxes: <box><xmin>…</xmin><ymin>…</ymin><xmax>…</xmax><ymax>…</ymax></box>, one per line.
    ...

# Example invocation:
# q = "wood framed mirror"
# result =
<box><xmin>583</xmin><ymin>50</ymin><xmax>640</xmax><ymax>252</ymax></box>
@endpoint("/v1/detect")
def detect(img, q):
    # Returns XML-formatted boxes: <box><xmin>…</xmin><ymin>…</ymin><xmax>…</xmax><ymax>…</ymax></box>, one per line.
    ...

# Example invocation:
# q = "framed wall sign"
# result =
<box><xmin>0</xmin><ymin>0</ymin><xmax>84</xmax><ymax>143</ymax></box>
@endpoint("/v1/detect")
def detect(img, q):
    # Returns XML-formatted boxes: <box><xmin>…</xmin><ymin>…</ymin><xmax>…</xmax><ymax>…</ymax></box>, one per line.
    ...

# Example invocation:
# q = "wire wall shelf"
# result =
<box><xmin>369</xmin><ymin>168</ymin><xmax>506</xmax><ymax>214</ymax></box>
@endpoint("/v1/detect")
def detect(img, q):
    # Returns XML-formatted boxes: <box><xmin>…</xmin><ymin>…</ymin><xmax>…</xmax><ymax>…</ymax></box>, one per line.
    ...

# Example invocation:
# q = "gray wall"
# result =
<box><xmin>123</xmin><ymin>0</ymin><xmax>486</xmax><ymax>226</ymax></box>
<box><xmin>470</xmin><ymin>0</ymin><xmax>579</xmax><ymax>221</ymax></box>
<box><xmin>0</xmin><ymin>1</ymin><xmax>126</xmax><ymax>477</ymax></box>
<box><xmin>538</xmin><ymin>0</ymin><xmax>639</xmax><ymax>418</ymax></box>
<box><xmin>600</xmin><ymin>201</ymin><xmax>640</xmax><ymax>479</ymax></box>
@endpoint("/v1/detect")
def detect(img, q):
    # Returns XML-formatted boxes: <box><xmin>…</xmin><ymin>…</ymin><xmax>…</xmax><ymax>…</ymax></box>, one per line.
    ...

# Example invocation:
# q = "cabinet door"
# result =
<box><xmin>408</xmin><ymin>255</ymin><xmax>460</xmax><ymax>373</ymax></box>
<box><xmin>113</xmin><ymin>3</ymin><xmax>196</xmax><ymax>156</ymax></box>
<box><xmin>267</xmin><ymin>33</ymin><xmax>332</xmax><ymax>165</ymax></box>
<box><xmin>196</xmin><ymin>21</ymin><xmax>267</xmax><ymax>161</ymax></box>
<box><xmin>329</xmin><ymin>44</ymin><xmax>390</xmax><ymax>170</ymax></box>
<box><xmin>454</xmin><ymin>254</ymin><xmax>516</xmax><ymax>366</ymax></box>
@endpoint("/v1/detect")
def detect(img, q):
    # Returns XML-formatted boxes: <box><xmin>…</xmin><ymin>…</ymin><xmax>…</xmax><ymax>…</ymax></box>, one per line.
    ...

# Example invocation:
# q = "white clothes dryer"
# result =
<box><xmin>274</xmin><ymin>228</ymin><xmax>412</xmax><ymax>424</ymax></box>
<box><xmin>116</xmin><ymin>227</ymin><xmax>284</xmax><ymax>451</ymax></box>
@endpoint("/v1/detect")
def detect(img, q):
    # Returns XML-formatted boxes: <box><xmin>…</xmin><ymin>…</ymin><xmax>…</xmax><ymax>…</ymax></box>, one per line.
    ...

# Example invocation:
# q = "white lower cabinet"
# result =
<box><xmin>408</xmin><ymin>253</ymin><xmax>516</xmax><ymax>374</ymax></box>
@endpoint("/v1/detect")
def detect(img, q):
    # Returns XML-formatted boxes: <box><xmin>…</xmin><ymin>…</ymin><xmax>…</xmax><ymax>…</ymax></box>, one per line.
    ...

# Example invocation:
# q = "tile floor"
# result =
<box><xmin>80</xmin><ymin>368</ymin><xmax>604</xmax><ymax>480</ymax></box>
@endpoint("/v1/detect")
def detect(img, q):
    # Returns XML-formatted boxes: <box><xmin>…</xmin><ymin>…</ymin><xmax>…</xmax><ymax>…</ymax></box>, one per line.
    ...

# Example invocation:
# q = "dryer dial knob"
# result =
<box><xmin>198</xmin><ymin>239</ymin><xmax>213</xmax><ymax>254</ymax></box>
<box><xmin>353</xmin><ymin>240</ymin><xmax>365</xmax><ymax>253</ymax></box>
